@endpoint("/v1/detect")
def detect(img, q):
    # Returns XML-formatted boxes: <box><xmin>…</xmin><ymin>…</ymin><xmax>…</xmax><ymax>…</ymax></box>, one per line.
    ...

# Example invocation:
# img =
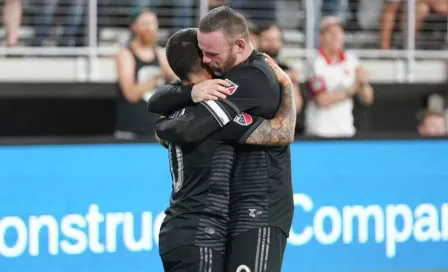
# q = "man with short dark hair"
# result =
<box><xmin>155</xmin><ymin>28</ymin><xmax>296</xmax><ymax>272</ymax></box>
<box><xmin>257</xmin><ymin>22</ymin><xmax>303</xmax><ymax>115</ymax></box>
<box><xmin>165</xmin><ymin>28</ymin><xmax>207</xmax><ymax>82</ymax></box>
<box><xmin>148</xmin><ymin>6</ymin><xmax>295</xmax><ymax>272</ymax></box>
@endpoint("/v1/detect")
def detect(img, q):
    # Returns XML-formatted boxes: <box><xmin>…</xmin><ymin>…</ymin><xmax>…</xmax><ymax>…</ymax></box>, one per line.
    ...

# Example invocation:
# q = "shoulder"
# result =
<box><xmin>116</xmin><ymin>47</ymin><xmax>133</xmax><ymax>59</ymax></box>
<box><xmin>230</xmin><ymin>51</ymin><xmax>274</xmax><ymax>78</ymax></box>
<box><xmin>229</xmin><ymin>64</ymin><xmax>265</xmax><ymax>76</ymax></box>
<box><xmin>155</xmin><ymin>46</ymin><xmax>166</xmax><ymax>55</ymax></box>
<box><xmin>155</xmin><ymin>46</ymin><xmax>168</xmax><ymax>62</ymax></box>
<box><xmin>227</xmin><ymin>64</ymin><xmax>279</xmax><ymax>95</ymax></box>
<box><xmin>343</xmin><ymin>51</ymin><xmax>358</xmax><ymax>60</ymax></box>
<box><xmin>115</xmin><ymin>47</ymin><xmax>136</xmax><ymax>69</ymax></box>
<box><xmin>307</xmin><ymin>54</ymin><xmax>326</xmax><ymax>76</ymax></box>
<box><xmin>343</xmin><ymin>52</ymin><xmax>360</xmax><ymax>64</ymax></box>
<box><xmin>225</xmin><ymin>64</ymin><xmax>272</xmax><ymax>86</ymax></box>
<box><xmin>310</xmin><ymin>53</ymin><xmax>327</xmax><ymax>66</ymax></box>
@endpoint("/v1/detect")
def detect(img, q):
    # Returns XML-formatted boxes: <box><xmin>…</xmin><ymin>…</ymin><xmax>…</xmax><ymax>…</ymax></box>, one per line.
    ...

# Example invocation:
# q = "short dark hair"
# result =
<box><xmin>165</xmin><ymin>28</ymin><xmax>202</xmax><ymax>81</ymax></box>
<box><xmin>257</xmin><ymin>22</ymin><xmax>282</xmax><ymax>36</ymax></box>
<box><xmin>198</xmin><ymin>6</ymin><xmax>250</xmax><ymax>43</ymax></box>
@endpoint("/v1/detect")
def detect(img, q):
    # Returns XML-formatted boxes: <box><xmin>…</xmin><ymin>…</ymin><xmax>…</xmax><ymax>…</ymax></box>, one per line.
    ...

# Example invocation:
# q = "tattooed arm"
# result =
<box><xmin>245</xmin><ymin>54</ymin><xmax>297</xmax><ymax>145</ymax></box>
<box><xmin>155</xmin><ymin>55</ymin><xmax>296</xmax><ymax>146</ymax></box>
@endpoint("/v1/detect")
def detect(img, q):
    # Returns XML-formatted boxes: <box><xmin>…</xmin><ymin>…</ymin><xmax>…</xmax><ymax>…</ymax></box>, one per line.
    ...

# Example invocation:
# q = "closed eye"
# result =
<box><xmin>204</xmin><ymin>52</ymin><xmax>218</xmax><ymax>58</ymax></box>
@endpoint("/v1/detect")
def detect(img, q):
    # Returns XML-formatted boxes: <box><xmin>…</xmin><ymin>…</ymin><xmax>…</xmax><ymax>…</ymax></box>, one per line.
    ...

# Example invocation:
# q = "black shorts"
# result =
<box><xmin>161</xmin><ymin>246</ymin><xmax>225</xmax><ymax>272</ymax></box>
<box><xmin>226</xmin><ymin>227</ymin><xmax>287</xmax><ymax>272</ymax></box>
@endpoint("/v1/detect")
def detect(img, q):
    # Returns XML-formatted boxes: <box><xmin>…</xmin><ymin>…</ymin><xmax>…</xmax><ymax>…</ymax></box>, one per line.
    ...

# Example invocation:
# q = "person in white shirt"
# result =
<box><xmin>305</xmin><ymin>16</ymin><xmax>374</xmax><ymax>138</ymax></box>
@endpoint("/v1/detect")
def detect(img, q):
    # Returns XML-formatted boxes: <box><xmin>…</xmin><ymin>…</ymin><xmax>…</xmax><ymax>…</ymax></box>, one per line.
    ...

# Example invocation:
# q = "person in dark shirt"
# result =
<box><xmin>257</xmin><ymin>22</ymin><xmax>303</xmax><ymax>115</ymax></box>
<box><xmin>148</xmin><ymin>7</ymin><xmax>295</xmax><ymax>272</ymax></box>
<box><xmin>114</xmin><ymin>8</ymin><xmax>175</xmax><ymax>140</ymax></box>
<box><xmin>156</xmin><ymin>28</ymin><xmax>295</xmax><ymax>272</ymax></box>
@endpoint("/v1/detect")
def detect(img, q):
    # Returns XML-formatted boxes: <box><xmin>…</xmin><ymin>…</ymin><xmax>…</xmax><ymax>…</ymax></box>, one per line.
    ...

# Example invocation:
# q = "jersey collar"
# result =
<box><xmin>318</xmin><ymin>47</ymin><xmax>345</xmax><ymax>64</ymax></box>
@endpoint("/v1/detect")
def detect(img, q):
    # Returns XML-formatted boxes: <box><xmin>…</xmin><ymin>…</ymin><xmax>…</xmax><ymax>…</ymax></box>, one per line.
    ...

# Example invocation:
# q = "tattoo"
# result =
<box><xmin>246</xmin><ymin>83</ymin><xmax>296</xmax><ymax>145</ymax></box>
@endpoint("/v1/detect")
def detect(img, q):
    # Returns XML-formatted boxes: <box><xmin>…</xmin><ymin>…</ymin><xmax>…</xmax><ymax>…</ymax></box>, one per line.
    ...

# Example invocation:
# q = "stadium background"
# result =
<box><xmin>0</xmin><ymin>0</ymin><xmax>447</xmax><ymax>271</ymax></box>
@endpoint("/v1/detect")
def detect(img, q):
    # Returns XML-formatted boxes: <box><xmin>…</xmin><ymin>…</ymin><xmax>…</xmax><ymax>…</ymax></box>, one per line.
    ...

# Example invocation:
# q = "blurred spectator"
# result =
<box><xmin>172</xmin><ymin>0</ymin><xmax>194</xmax><ymax>32</ymax></box>
<box><xmin>3</xmin><ymin>0</ymin><xmax>22</xmax><ymax>47</ymax></box>
<box><xmin>230</xmin><ymin>0</ymin><xmax>276</xmax><ymax>24</ymax></box>
<box><xmin>247</xmin><ymin>19</ymin><xmax>259</xmax><ymax>49</ymax></box>
<box><xmin>379</xmin><ymin>0</ymin><xmax>430</xmax><ymax>50</ymax></box>
<box><xmin>305</xmin><ymin>16</ymin><xmax>374</xmax><ymax>138</ymax></box>
<box><xmin>115</xmin><ymin>8</ymin><xmax>176</xmax><ymax>140</ymax></box>
<box><xmin>133</xmin><ymin>0</ymin><xmax>151</xmax><ymax>9</ymax></box>
<box><xmin>320</xmin><ymin>0</ymin><xmax>345</xmax><ymax>19</ymax></box>
<box><xmin>424</xmin><ymin>0</ymin><xmax>448</xmax><ymax>14</ymax></box>
<box><xmin>209</xmin><ymin>0</ymin><xmax>228</xmax><ymax>9</ymax></box>
<box><xmin>417</xmin><ymin>109</ymin><xmax>446</xmax><ymax>136</ymax></box>
<box><xmin>172</xmin><ymin>0</ymin><xmax>230</xmax><ymax>32</ymax></box>
<box><xmin>356</xmin><ymin>0</ymin><xmax>382</xmax><ymax>34</ymax></box>
<box><xmin>314</xmin><ymin>0</ymin><xmax>345</xmax><ymax>47</ymax></box>
<box><xmin>31</xmin><ymin>0</ymin><xmax>86</xmax><ymax>47</ymax></box>
<box><xmin>257</xmin><ymin>22</ymin><xmax>303</xmax><ymax>114</ymax></box>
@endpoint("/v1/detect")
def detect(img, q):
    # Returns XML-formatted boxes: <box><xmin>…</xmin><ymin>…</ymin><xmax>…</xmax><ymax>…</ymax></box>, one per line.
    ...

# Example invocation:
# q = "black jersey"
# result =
<box><xmin>150</xmin><ymin>50</ymin><xmax>293</xmax><ymax>246</ymax></box>
<box><xmin>228</xmin><ymin>144</ymin><xmax>293</xmax><ymax>238</ymax></box>
<box><xmin>157</xmin><ymin>83</ymin><xmax>264</xmax><ymax>256</ymax></box>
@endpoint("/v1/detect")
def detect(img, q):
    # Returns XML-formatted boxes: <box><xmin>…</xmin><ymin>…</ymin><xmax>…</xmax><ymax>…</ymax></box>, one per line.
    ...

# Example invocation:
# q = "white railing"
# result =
<box><xmin>0</xmin><ymin>0</ymin><xmax>446</xmax><ymax>82</ymax></box>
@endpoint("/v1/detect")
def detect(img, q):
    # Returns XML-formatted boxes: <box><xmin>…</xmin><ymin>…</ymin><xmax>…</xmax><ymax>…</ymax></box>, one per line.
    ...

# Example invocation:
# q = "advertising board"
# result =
<box><xmin>0</xmin><ymin>140</ymin><xmax>447</xmax><ymax>271</ymax></box>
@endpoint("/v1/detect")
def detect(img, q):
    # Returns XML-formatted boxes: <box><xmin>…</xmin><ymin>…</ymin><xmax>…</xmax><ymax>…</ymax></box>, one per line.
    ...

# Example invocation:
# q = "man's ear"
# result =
<box><xmin>235</xmin><ymin>38</ymin><xmax>246</xmax><ymax>53</ymax></box>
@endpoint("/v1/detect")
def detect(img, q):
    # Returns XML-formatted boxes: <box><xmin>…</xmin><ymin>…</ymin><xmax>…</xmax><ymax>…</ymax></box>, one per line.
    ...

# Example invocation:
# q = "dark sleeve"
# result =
<box><xmin>222</xmin><ymin>65</ymin><xmax>280</xmax><ymax>119</ymax></box>
<box><xmin>155</xmin><ymin>100</ymin><xmax>240</xmax><ymax>144</ymax></box>
<box><xmin>147</xmin><ymin>81</ymin><xmax>194</xmax><ymax>116</ymax></box>
<box><xmin>214</xmin><ymin>112</ymin><xmax>263</xmax><ymax>144</ymax></box>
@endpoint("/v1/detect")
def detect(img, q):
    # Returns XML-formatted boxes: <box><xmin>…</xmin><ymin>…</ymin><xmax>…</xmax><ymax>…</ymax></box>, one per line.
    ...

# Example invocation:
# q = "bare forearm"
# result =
<box><xmin>358</xmin><ymin>84</ymin><xmax>374</xmax><ymax>105</ymax></box>
<box><xmin>123</xmin><ymin>80</ymin><xmax>157</xmax><ymax>103</ymax></box>
<box><xmin>134</xmin><ymin>81</ymin><xmax>157</xmax><ymax>96</ymax></box>
<box><xmin>380</xmin><ymin>4</ymin><xmax>398</xmax><ymax>49</ymax></box>
<box><xmin>315</xmin><ymin>87</ymin><xmax>353</xmax><ymax>107</ymax></box>
<box><xmin>3</xmin><ymin>0</ymin><xmax>21</xmax><ymax>34</ymax></box>
<box><xmin>246</xmin><ymin>83</ymin><xmax>296</xmax><ymax>145</ymax></box>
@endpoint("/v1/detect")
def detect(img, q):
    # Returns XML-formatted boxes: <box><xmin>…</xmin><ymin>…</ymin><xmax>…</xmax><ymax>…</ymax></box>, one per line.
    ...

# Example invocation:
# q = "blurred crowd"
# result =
<box><xmin>113</xmin><ymin>7</ymin><xmax>446</xmax><ymax>140</ymax></box>
<box><xmin>0</xmin><ymin>0</ymin><xmax>446</xmax><ymax>138</ymax></box>
<box><xmin>1</xmin><ymin>0</ymin><xmax>447</xmax><ymax>49</ymax></box>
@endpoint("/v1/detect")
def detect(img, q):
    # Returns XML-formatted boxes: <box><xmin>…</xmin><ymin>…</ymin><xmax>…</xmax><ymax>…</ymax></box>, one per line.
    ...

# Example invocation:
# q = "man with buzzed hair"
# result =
<box><xmin>148</xmin><ymin>6</ymin><xmax>294</xmax><ymax>272</ymax></box>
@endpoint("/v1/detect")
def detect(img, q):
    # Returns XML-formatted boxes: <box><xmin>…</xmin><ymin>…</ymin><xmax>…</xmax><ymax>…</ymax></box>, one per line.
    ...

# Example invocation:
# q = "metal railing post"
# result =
<box><xmin>88</xmin><ymin>0</ymin><xmax>98</xmax><ymax>81</ymax></box>
<box><xmin>406</xmin><ymin>0</ymin><xmax>416</xmax><ymax>82</ymax></box>
<box><xmin>199</xmin><ymin>0</ymin><xmax>209</xmax><ymax>19</ymax></box>
<box><xmin>305</xmin><ymin>0</ymin><xmax>316</xmax><ymax>61</ymax></box>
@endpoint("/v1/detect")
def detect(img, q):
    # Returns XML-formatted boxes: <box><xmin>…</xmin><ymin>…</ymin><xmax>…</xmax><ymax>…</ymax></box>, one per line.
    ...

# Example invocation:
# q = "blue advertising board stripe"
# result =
<box><xmin>0</xmin><ymin>140</ymin><xmax>447</xmax><ymax>272</ymax></box>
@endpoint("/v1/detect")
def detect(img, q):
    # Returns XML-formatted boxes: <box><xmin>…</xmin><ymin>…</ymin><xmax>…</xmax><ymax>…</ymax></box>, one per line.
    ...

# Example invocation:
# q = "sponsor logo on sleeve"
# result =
<box><xmin>233</xmin><ymin>112</ymin><xmax>253</xmax><ymax>126</ymax></box>
<box><xmin>225</xmin><ymin>79</ymin><xmax>239</xmax><ymax>95</ymax></box>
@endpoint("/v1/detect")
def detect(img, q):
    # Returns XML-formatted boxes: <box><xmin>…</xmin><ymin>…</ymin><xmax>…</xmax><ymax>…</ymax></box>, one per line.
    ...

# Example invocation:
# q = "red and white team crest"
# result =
<box><xmin>233</xmin><ymin>112</ymin><xmax>253</xmax><ymax>126</ymax></box>
<box><xmin>225</xmin><ymin>79</ymin><xmax>239</xmax><ymax>95</ymax></box>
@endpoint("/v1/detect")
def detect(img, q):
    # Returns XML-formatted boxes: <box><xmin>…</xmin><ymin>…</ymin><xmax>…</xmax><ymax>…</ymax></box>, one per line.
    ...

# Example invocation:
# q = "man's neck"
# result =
<box><xmin>234</xmin><ymin>43</ymin><xmax>254</xmax><ymax>66</ymax></box>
